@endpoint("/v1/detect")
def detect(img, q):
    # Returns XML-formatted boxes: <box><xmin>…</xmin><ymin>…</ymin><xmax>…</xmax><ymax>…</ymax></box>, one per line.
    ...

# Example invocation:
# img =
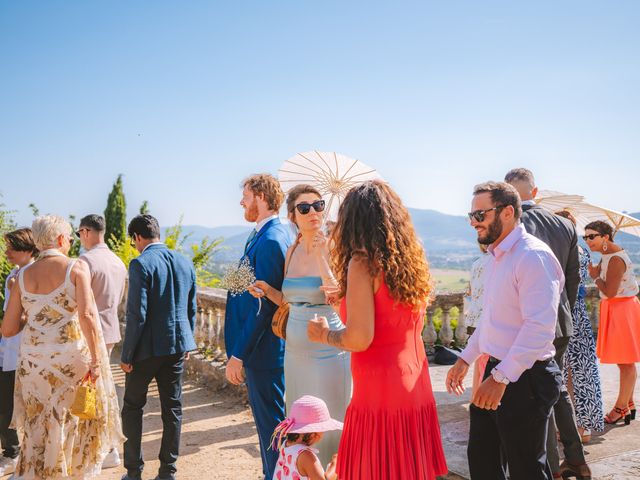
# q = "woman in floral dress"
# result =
<box><xmin>2</xmin><ymin>215</ymin><xmax>124</xmax><ymax>479</ymax></box>
<box><xmin>555</xmin><ymin>210</ymin><xmax>604</xmax><ymax>441</ymax></box>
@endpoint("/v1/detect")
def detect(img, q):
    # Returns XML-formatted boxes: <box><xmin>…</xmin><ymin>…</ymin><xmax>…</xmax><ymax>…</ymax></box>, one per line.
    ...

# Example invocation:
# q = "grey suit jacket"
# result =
<box><xmin>520</xmin><ymin>204</ymin><xmax>580</xmax><ymax>339</ymax></box>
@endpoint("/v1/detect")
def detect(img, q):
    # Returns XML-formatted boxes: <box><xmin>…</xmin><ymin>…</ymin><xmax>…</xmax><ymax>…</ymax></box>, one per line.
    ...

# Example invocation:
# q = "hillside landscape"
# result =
<box><xmin>169</xmin><ymin>209</ymin><xmax>640</xmax><ymax>281</ymax></box>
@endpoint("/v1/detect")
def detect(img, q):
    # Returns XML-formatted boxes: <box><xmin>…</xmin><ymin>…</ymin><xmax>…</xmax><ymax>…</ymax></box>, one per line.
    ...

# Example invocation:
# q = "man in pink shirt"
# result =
<box><xmin>447</xmin><ymin>182</ymin><xmax>564</xmax><ymax>479</ymax></box>
<box><xmin>78</xmin><ymin>214</ymin><xmax>127</xmax><ymax>354</ymax></box>
<box><xmin>78</xmin><ymin>214</ymin><xmax>127</xmax><ymax>470</ymax></box>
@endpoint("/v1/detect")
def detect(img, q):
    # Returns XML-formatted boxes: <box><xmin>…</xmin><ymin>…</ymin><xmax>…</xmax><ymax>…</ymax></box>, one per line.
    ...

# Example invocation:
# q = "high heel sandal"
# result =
<box><xmin>604</xmin><ymin>406</ymin><xmax>631</xmax><ymax>425</ymax></box>
<box><xmin>629</xmin><ymin>401</ymin><xmax>636</xmax><ymax>421</ymax></box>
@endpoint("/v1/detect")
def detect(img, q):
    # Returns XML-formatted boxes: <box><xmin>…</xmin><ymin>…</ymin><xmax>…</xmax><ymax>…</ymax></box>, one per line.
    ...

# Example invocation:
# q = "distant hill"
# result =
<box><xmin>168</xmin><ymin>211</ymin><xmax>640</xmax><ymax>272</ymax></box>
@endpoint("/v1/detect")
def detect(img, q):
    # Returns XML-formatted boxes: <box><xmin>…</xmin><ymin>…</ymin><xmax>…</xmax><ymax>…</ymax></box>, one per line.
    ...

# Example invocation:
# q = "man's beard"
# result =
<box><xmin>477</xmin><ymin>215</ymin><xmax>503</xmax><ymax>245</ymax></box>
<box><xmin>244</xmin><ymin>202</ymin><xmax>259</xmax><ymax>222</ymax></box>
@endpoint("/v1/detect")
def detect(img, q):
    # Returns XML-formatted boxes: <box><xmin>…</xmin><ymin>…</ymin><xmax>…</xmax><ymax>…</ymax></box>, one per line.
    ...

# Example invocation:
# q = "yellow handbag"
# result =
<box><xmin>71</xmin><ymin>373</ymin><xmax>97</xmax><ymax>420</ymax></box>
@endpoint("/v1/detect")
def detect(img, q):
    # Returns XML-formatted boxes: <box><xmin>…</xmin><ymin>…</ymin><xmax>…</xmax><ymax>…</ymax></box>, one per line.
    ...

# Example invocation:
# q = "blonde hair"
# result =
<box><xmin>32</xmin><ymin>215</ymin><xmax>72</xmax><ymax>251</ymax></box>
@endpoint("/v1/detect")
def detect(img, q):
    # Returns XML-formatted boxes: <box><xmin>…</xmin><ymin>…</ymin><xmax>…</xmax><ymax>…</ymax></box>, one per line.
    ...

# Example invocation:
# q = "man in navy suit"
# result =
<box><xmin>120</xmin><ymin>214</ymin><xmax>197</xmax><ymax>480</ymax></box>
<box><xmin>225</xmin><ymin>174</ymin><xmax>293</xmax><ymax>479</ymax></box>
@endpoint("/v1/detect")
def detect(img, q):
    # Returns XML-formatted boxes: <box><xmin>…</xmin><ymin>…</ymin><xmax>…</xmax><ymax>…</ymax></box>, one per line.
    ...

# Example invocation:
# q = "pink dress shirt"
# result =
<box><xmin>460</xmin><ymin>224</ymin><xmax>564</xmax><ymax>382</ymax></box>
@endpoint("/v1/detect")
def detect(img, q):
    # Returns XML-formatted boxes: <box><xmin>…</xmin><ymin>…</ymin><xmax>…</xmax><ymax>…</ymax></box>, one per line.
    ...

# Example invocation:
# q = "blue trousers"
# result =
<box><xmin>122</xmin><ymin>353</ymin><xmax>185</xmax><ymax>478</ymax></box>
<box><xmin>245</xmin><ymin>366</ymin><xmax>285</xmax><ymax>480</ymax></box>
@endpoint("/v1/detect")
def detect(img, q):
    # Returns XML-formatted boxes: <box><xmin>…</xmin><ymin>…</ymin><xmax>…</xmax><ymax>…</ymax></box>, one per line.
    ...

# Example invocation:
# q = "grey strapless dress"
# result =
<box><xmin>282</xmin><ymin>276</ymin><xmax>351</xmax><ymax>466</ymax></box>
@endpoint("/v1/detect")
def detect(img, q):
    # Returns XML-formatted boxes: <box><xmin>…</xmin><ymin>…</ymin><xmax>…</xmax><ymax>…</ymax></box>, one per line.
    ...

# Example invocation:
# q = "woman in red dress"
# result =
<box><xmin>307</xmin><ymin>180</ymin><xmax>448</xmax><ymax>479</ymax></box>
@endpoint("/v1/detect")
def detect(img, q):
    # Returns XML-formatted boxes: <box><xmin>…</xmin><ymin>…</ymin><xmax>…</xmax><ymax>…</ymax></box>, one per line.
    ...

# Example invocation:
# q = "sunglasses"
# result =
<box><xmin>75</xmin><ymin>228</ymin><xmax>89</xmax><ymax>237</ymax></box>
<box><xmin>295</xmin><ymin>200</ymin><xmax>326</xmax><ymax>215</ymax></box>
<box><xmin>467</xmin><ymin>205</ymin><xmax>505</xmax><ymax>223</ymax></box>
<box><xmin>583</xmin><ymin>233</ymin><xmax>601</xmax><ymax>241</ymax></box>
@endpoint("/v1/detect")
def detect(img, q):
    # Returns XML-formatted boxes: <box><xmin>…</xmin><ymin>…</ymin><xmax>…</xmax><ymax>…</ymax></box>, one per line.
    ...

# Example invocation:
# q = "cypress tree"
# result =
<box><xmin>104</xmin><ymin>174</ymin><xmax>127</xmax><ymax>248</ymax></box>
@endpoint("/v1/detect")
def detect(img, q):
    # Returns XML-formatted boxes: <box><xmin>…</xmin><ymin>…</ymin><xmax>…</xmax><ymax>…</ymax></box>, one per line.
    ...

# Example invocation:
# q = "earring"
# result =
<box><xmin>602</xmin><ymin>241</ymin><xmax>608</xmax><ymax>252</ymax></box>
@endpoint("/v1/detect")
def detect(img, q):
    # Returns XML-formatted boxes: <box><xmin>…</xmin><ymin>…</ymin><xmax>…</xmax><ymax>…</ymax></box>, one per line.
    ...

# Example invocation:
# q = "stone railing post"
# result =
<box><xmin>455</xmin><ymin>302</ymin><xmax>468</xmax><ymax>346</ymax></box>
<box><xmin>423</xmin><ymin>306</ymin><xmax>437</xmax><ymax>355</ymax></box>
<box><xmin>438</xmin><ymin>305</ymin><xmax>453</xmax><ymax>347</ymax></box>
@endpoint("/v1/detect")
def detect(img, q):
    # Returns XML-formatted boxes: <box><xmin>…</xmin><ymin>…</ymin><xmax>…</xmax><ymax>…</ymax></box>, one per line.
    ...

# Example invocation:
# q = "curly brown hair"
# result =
<box><xmin>242</xmin><ymin>173</ymin><xmax>285</xmax><ymax>211</ymax></box>
<box><xmin>331</xmin><ymin>180</ymin><xmax>432</xmax><ymax>308</ymax></box>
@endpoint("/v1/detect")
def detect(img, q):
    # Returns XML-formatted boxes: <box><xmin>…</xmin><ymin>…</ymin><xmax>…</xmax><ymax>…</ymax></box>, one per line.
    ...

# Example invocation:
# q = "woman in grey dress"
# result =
<box><xmin>249</xmin><ymin>184</ymin><xmax>351</xmax><ymax>467</ymax></box>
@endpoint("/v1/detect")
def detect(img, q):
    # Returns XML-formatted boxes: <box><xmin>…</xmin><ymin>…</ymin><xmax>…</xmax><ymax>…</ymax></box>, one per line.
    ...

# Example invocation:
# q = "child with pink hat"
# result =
<box><xmin>270</xmin><ymin>395</ymin><xmax>343</xmax><ymax>480</ymax></box>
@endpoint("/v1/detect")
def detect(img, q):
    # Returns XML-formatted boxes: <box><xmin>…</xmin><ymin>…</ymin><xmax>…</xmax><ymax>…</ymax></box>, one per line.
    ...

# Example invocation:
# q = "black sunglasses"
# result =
<box><xmin>583</xmin><ymin>233</ymin><xmax>601</xmax><ymax>241</ymax></box>
<box><xmin>467</xmin><ymin>205</ymin><xmax>506</xmax><ymax>223</ymax></box>
<box><xmin>295</xmin><ymin>200</ymin><xmax>326</xmax><ymax>215</ymax></box>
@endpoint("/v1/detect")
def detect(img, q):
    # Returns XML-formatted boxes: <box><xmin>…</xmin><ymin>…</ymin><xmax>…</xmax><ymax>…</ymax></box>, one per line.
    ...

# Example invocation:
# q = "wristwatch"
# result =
<box><xmin>491</xmin><ymin>368</ymin><xmax>510</xmax><ymax>385</ymax></box>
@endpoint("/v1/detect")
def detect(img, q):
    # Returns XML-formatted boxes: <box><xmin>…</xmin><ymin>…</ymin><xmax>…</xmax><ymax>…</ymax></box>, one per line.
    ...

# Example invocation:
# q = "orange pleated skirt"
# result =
<box><xmin>596</xmin><ymin>296</ymin><xmax>640</xmax><ymax>364</ymax></box>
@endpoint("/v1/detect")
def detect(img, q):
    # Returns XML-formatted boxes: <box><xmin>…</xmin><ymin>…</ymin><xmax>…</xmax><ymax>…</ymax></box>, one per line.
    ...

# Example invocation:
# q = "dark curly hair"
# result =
<box><xmin>330</xmin><ymin>180</ymin><xmax>432</xmax><ymax>308</ymax></box>
<box><xmin>585</xmin><ymin>220</ymin><xmax>615</xmax><ymax>240</ymax></box>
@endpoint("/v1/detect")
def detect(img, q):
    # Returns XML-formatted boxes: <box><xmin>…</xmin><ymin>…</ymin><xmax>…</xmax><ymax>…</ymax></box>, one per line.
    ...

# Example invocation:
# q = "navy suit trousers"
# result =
<box><xmin>245</xmin><ymin>366</ymin><xmax>285</xmax><ymax>480</ymax></box>
<box><xmin>122</xmin><ymin>353</ymin><xmax>185</xmax><ymax>477</ymax></box>
<box><xmin>468</xmin><ymin>358</ymin><xmax>562</xmax><ymax>480</ymax></box>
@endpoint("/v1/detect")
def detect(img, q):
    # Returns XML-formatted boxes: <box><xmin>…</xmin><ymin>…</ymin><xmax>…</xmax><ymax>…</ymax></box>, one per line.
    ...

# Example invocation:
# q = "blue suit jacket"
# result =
<box><xmin>121</xmin><ymin>244</ymin><xmax>198</xmax><ymax>364</ymax></box>
<box><xmin>224</xmin><ymin>218</ymin><xmax>293</xmax><ymax>370</ymax></box>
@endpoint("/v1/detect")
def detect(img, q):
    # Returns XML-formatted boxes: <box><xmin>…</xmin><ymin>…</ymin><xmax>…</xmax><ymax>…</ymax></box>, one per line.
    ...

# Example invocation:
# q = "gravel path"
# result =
<box><xmin>97</xmin><ymin>365</ymin><xmax>263</xmax><ymax>480</ymax></box>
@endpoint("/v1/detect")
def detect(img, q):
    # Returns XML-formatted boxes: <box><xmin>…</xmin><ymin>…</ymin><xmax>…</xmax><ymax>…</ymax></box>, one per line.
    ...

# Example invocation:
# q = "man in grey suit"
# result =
<box><xmin>505</xmin><ymin>168</ymin><xmax>590</xmax><ymax>479</ymax></box>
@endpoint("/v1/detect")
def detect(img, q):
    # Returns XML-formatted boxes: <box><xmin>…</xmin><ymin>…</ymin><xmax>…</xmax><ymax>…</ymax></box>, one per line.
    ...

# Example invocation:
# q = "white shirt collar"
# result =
<box><xmin>521</xmin><ymin>199</ymin><xmax>536</xmax><ymax>206</ymax></box>
<box><xmin>142</xmin><ymin>241</ymin><xmax>164</xmax><ymax>253</ymax></box>
<box><xmin>255</xmin><ymin>214</ymin><xmax>278</xmax><ymax>233</ymax></box>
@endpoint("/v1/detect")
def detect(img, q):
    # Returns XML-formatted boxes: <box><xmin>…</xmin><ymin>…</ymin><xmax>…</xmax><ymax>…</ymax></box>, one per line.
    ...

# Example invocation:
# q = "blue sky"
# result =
<box><xmin>1</xmin><ymin>1</ymin><xmax>639</xmax><ymax>228</ymax></box>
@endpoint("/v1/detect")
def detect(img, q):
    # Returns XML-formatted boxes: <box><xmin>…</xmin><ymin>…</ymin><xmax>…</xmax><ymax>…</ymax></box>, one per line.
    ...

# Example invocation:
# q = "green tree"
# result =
<box><xmin>0</xmin><ymin>196</ymin><xmax>17</xmax><ymax>319</ymax></box>
<box><xmin>104</xmin><ymin>174</ymin><xmax>127</xmax><ymax>248</ymax></box>
<box><xmin>191</xmin><ymin>237</ymin><xmax>223</xmax><ymax>287</ymax></box>
<box><xmin>110</xmin><ymin>236</ymin><xmax>139</xmax><ymax>268</ymax></box>
<box><xmin>67</xmin><ymin>214</ymin><xmax>81</xmax><ymax>258</ymax></box>
<box><xmin>139</xmin><ymin>200</ymin><xmax>150</xmax><ymax>215</ymax></box>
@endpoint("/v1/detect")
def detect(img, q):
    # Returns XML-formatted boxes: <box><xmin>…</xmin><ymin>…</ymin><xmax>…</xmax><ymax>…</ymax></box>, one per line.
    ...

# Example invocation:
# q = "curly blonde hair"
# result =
<box><xmin>331</xmin><ymin>180</ymin><xmax>432</xmax><ymax>308</ymax></box>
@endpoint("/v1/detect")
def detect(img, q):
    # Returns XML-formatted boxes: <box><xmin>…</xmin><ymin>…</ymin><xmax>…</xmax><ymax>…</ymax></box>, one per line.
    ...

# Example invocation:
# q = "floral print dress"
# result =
<box><xmin>14</xmin><ymin>260</ymin><xmax>124</xmax><ymax>479</ymax></box>
<box><xmin>562</xmin><ymin>247</ymin><xmax>605</xmax><ymax>432</ymax></box>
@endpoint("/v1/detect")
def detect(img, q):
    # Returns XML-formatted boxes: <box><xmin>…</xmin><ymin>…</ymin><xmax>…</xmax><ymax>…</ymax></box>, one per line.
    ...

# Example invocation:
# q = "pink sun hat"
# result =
<box><xmin>271</xmin><ymin>395</ymin><xmax>343</xmax><ymax>449</ymax></box>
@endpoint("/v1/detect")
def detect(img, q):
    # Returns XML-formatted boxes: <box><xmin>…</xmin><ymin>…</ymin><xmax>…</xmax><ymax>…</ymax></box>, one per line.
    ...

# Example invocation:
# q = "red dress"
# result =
<box><xmin>336</xmin><ymin>280</ymin><xmax>448</xmax><ymax>479</ymax></box>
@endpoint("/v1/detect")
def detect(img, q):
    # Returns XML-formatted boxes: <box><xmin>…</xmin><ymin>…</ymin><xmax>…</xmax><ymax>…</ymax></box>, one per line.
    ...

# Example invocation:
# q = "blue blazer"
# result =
<box><xmin>121</xmin><ymin>243</ymin><xmax>198</xmax><ymax>364</ymax></box>
<box><xmin>224</xmin><ymin>218</ymin><xmax>293</xmax><ymax>370</ymax></box>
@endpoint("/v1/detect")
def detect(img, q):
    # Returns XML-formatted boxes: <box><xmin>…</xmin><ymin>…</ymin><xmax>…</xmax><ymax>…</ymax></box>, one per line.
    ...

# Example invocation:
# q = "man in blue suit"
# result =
<box><xmin>225</xmin><ymin>174</ymin><xmax>293</xmax><ymax>479</ymax></box>
<box><xmin>120</xmin><ymin>214</ymin><xmax>197</xmax><ymax>480</ymax></box>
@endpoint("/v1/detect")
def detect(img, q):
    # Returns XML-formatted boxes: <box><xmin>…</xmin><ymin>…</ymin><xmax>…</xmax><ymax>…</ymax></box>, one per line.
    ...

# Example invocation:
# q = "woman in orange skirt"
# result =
<box><xmin>584</xmin><ymin>220</ymin><xmax>640</xmax><ymax>425</ymax></box>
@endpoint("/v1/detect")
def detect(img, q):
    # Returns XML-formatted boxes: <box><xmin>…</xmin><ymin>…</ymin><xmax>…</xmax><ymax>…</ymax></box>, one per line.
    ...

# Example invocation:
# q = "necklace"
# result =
<box><xmin>38</xmin><ymin>249</ymin><xmax>66</xmax><ymax>259</ymax></box>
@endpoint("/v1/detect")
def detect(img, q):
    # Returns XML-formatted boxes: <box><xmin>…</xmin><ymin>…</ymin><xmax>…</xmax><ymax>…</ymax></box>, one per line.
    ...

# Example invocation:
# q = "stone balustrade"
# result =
<box><xmin>194</xmin><ymin>287</ymin><xmax>228</xmax><ymax>361</ymax></box>
<box><xmin>193</xmin><ymin>286</ymin><xmax>639</xmax><ymax>361</ymax></box>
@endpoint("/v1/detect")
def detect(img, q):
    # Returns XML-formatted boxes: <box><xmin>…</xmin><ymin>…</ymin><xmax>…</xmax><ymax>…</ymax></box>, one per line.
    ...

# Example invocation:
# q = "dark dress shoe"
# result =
<box><xmin>559</xmin><ymin>460</ymin><xmax>592</xmax><ymax>479</ymax></box>
<box><xmin>153</xmin><ymin>476</ymin><xmax>176</xmax><ymax>480</ymax></box>
<box><xmin>121</xmin><ymin>473</ymin><xmax>142</xmax><ymax>480</ymax></box>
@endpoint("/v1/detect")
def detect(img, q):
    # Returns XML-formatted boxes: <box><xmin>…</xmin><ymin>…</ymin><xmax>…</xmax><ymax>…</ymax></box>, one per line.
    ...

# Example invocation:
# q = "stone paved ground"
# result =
<box><xmin>0</xmin><ymin>360</ymin><xmax>620</xmax><ymax>479</ymax></box>
<box><xmin>93</xmin><ymin>361</ymin><xmax>638</xmax><ymax>480</ymax></box>
<box><xmin>432</xmin><ymin>362</ymin><xmax>640</xmax><ymax>480</ymax></box>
